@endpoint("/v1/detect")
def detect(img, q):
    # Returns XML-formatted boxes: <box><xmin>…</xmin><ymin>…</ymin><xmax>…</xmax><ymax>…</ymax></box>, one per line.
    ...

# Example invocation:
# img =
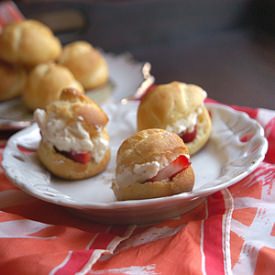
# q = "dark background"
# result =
<box><xmin>16</xmin><ymin>0</ymin><xmax>275</xmax><ymax>109</ymax></box>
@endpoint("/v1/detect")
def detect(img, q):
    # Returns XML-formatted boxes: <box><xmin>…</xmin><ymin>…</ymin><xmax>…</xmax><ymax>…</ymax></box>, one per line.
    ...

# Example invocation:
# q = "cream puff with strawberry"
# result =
<box><xmin>34</xmin><ymin>88</ymin><xmax>110</xmax><ymax>180</ymax></box>
<box><xmin>112</xmin><ymin>129</ymin><xmax>194</xmax><ymax>200</ymax></box>
<box><xmin>137</xmin><ymin>82</ymin><xmax>212</xmax><ymax>155</ymax></box>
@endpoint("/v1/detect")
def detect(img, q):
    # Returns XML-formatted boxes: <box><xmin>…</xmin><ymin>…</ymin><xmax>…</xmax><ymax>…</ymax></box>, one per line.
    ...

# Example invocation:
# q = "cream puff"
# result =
<box><xmin>137</xmin><ymin>82</ymin><xmax>212</xmax><ymax>155</ymax></box>
<box><xmin>112</xmin><ymin>129</ymin><xmax>194</xmax><ymax>200</ymax></box>
<box><xmin>0</xmin><ymin>61</ymin><xmax>26</xmax><ymax>101</ymax></box>
<box><xmin>0</xmin><ymin>20</ymin><xmax>61</xmax><ymax>67</ymax></box>
<box><xmin>34</xmin><ymin>88</ymin><xmax>110</xmax><ymax>180</ymax></box>
<box><xmin>58</xmin><ymin>41</ymin><xmax>109</xmax><ymax>90</ymax></box>
<box><xmin>22</xmin><ymin>63</ymin><xmax>84</xmax><ymax>111</ymax></box>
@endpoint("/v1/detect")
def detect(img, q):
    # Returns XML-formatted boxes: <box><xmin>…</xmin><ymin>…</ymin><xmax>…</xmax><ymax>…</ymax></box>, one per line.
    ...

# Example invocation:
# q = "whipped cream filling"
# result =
<box><xmin>116</xmin><ymin>161</ymin><xmax>161</xmax><ymax>187</ymax></box>
<box><xmin>34</xmin><ymin>109</ymin><xmax>109</xmax><ymax>163</ymax></box>
<box><xmin>166</xmin><ymin>106</ymin><xmax>203</xmax><ymax>134</ymax></box>
<box><xmin>116</xmin><ymin>153</ymin><xmax>190</xmax><ymax>187</ymax></box>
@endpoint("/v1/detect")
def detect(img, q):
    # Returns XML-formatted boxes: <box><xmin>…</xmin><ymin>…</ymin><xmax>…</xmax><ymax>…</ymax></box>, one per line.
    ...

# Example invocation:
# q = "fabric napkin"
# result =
<box><xmin>0</xmin><ymin>1</ymin><xmax>23</xmax><ymax>31</ymax></box>
<box><xmin>0</xmin><ymin>101</ymin><xmax>274</xmax><ymax>275</ymax></box>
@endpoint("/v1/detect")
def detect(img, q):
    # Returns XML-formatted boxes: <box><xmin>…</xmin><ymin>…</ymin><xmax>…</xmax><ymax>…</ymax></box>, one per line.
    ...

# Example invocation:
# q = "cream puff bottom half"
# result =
<box><xmin>37</xmin><ymin>141</ymin><xmax>110</xmax><ymax>180</ymax></box>
<box><xmin>112</xmin><ymin>165</ymin><xmax>194</xmax><ymax>201</ymax></box>
<box><xmin>187</xmin><ymin>106</ymin><xmax>212</xmax><ymax>155</ymax></box>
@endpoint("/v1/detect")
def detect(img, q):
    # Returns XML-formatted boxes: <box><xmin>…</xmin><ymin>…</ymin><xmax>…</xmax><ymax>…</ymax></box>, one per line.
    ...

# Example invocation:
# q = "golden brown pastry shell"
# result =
<box><xmin>0</xmin><ymin>61</ymin><xmax>26</xmax><ymax>101</ymax></box>
<box><xmin>187</xmin><ymin>106</ymin><xmax>212</xmax><ymax>155</ymax></box>
<box><xmin>116</xmin><ymin>128</ymin><xmax>190</xmax><ymax>172</ymax></box>
<box><xmin>0</xmin><ymin>20</ymin><xmax>61</xmax><ymax>67</ymax></box>
<box><xmin>22</xmin><ymin>63</ymin><xmax>83</xmax><ymax>111</ymax></box>
<box><xmin>137</xmin><ymin>81</ymin><xmax>212</xmax><ymax>155</ymax></box>
<box><xmin>58</xmin><ymin>41</ymin><xmax>108</xmax><ymax>90</ymax></box>
<box><xmin>46</xmin><ymin>88</ymin><xmax>109</xmax><ymax>135</ymax></box>
<box><xmin>137</xmin><ymin>81</ymin><xmax>206</xmax><ymax>130</ymax></box>
<box><xmin>113</xmin><ymin>129</ymin><xmax>194</xmax><ymax>200</ymax></box>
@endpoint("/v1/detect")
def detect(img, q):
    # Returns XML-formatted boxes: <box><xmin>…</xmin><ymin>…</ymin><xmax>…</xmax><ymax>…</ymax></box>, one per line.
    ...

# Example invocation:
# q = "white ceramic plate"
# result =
<box><xmin>2</xmin><ymin>102</ymin><xmax>268</xmax><ymax>224</ymax></box>
<box><xmin>0</xmin><ymin>52</ymin><xmax>152</xmax><ymax>131</ymax></box>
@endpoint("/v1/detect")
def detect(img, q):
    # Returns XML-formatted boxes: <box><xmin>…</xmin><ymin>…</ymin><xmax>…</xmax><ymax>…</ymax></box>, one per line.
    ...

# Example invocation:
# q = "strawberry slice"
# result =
<box><xmin>149</xmin><ymin>155</ymin><xmax>190</xmax><ymax>181</ymax></box>
<box><xmin>57</xmin><ymin>147</ymin><xmax>92</xmax><ymax>164</ymax></box>
<box><xmin>67</xmin><ymin>151</ymin><xmax>92</xmax><ymax>164</ymax></box>
<box><xmin>179</xmin><ymin>126</ymin><xmax>197</xmax><ymax>143</ymax></box>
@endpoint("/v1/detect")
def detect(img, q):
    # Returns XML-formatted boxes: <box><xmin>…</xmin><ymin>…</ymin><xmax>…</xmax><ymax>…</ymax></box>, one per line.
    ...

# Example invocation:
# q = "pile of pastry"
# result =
<box><xmin>0</xmin><ymin>20</ymin><xmax>212</xmax><ymax>201</ymax></box>
<box><xmin>0</xmin><ymin>19</ymin><xmax>109</xmax><ymax>110</ymax></box>
<box><xmin>34</xmin><ymin>82</ymin><xmax>212</xmax><ymax>201</ymax></box>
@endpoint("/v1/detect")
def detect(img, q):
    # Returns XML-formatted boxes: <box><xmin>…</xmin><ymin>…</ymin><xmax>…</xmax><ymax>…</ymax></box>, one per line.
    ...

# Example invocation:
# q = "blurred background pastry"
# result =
<box><xmin>0</xmin><ymin>61</ymin><xmax>26</xmax><ymax>101</ymax></box>
<box><xmin>1</xmin><ymin>1</ymin><xmax>273</xmax><ymax>109</ymax></box>
<box><xmin>22</xmin><ymin>62</ymin><xmax>83</xmax><ymax>111</ymax></box>
<box><xmin>58</xmin><ymin>41</ymin><xmax>109</xmax><ymax>90</ymax></box>
<box><xmin>0</xmin><ymin>19</ymin><xmax>62</xmax><ymax>67</ymax></box>
<box><xmin>112</xmin><ymin>128</ymin><xmax>194</xmax><ymax>200</ymax></box>
<box><xmin>137</xmin><ymin>81</ymin><xmax>212</xmax><ymax>155</ymax></box>
<box><xmin>34</xmin><ymin>88</ymin><xmax>110</xmax><ymax>180</ymax></box>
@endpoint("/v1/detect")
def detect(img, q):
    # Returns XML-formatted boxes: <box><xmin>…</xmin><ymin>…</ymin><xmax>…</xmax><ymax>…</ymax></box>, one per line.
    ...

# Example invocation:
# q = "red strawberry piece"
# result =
<box><xmin>179</xmin><ymin>126</ymin><xmax>197</xmax><ymax>143</ymax></box>
<box><xmin>139</xmin><ymin>84</ymin><xmax>157</xmax><ymax>101</ymax></box>
<box><xmin>67</xmin><ymin>151</ymin><xmax>92</xmax><ymax>164</ymax></box>
<box><xmin>56</xmin><ymin>147</ymin><xmax>92</xmax><ymax>164</ymax></box>
<box><xmin>149</xmin><ymin>155</ymin><xmax>190</xmax><ymax>181</ymax></box>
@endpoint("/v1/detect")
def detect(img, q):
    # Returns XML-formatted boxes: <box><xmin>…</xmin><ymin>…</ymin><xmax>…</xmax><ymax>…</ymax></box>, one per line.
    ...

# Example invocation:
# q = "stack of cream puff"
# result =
<box><xmin>137</xmin><ymin>81</ymin><xmax>212</xmax><ymax>155</ymax></box>
<box><xmin>34</xmin><ymin>88</ymin><xmax>110</xmax><ymax>180</ymax></box>
<box><xmin>22</xmin><ymin>62</ymin><xmax>83</xmax><ymax>111</ymax></box>
<box><xmin>0</xmin><ymin>20</ymin><xmax>61</xmax><ymax>67</ymax></box>
<box><xmin>0</xmin><ymin>19</ymin><xmax>63</xmax><ymax>103</ymax></box>
<box><xmin>0</xmin><ymin>20</ymin><xmax>61</xmax><ymax>102</ymax></box>
<box><xmin>58</xmin><ymin>41</ymin><xmax>109</xmax><ymax>90</ymax></box>
<box><xmin>0</xmin><ymin>19</ymin><xmax>109</xmax><ymax>108</ymax></box>
<box><xmin>112</xmin><ymin>129</ymin><xmax>194</xmax><ymax>200</ymax></box>
<box><xmin>0</xmin><ymin>61</ymin><xmax>27</xmax><ymax>101</ymax></box>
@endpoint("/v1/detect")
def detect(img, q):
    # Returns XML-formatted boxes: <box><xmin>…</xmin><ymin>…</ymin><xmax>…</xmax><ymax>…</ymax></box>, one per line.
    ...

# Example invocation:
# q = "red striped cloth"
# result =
<box><xmin>0</xmin><ymin>102</ymin><xmax>273</xmax><ymax>275</ymax></box>
<box><xmin>0</xmin><ymin>1</ymin><xmax>23</xmax><ymax>31</ymax></box>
